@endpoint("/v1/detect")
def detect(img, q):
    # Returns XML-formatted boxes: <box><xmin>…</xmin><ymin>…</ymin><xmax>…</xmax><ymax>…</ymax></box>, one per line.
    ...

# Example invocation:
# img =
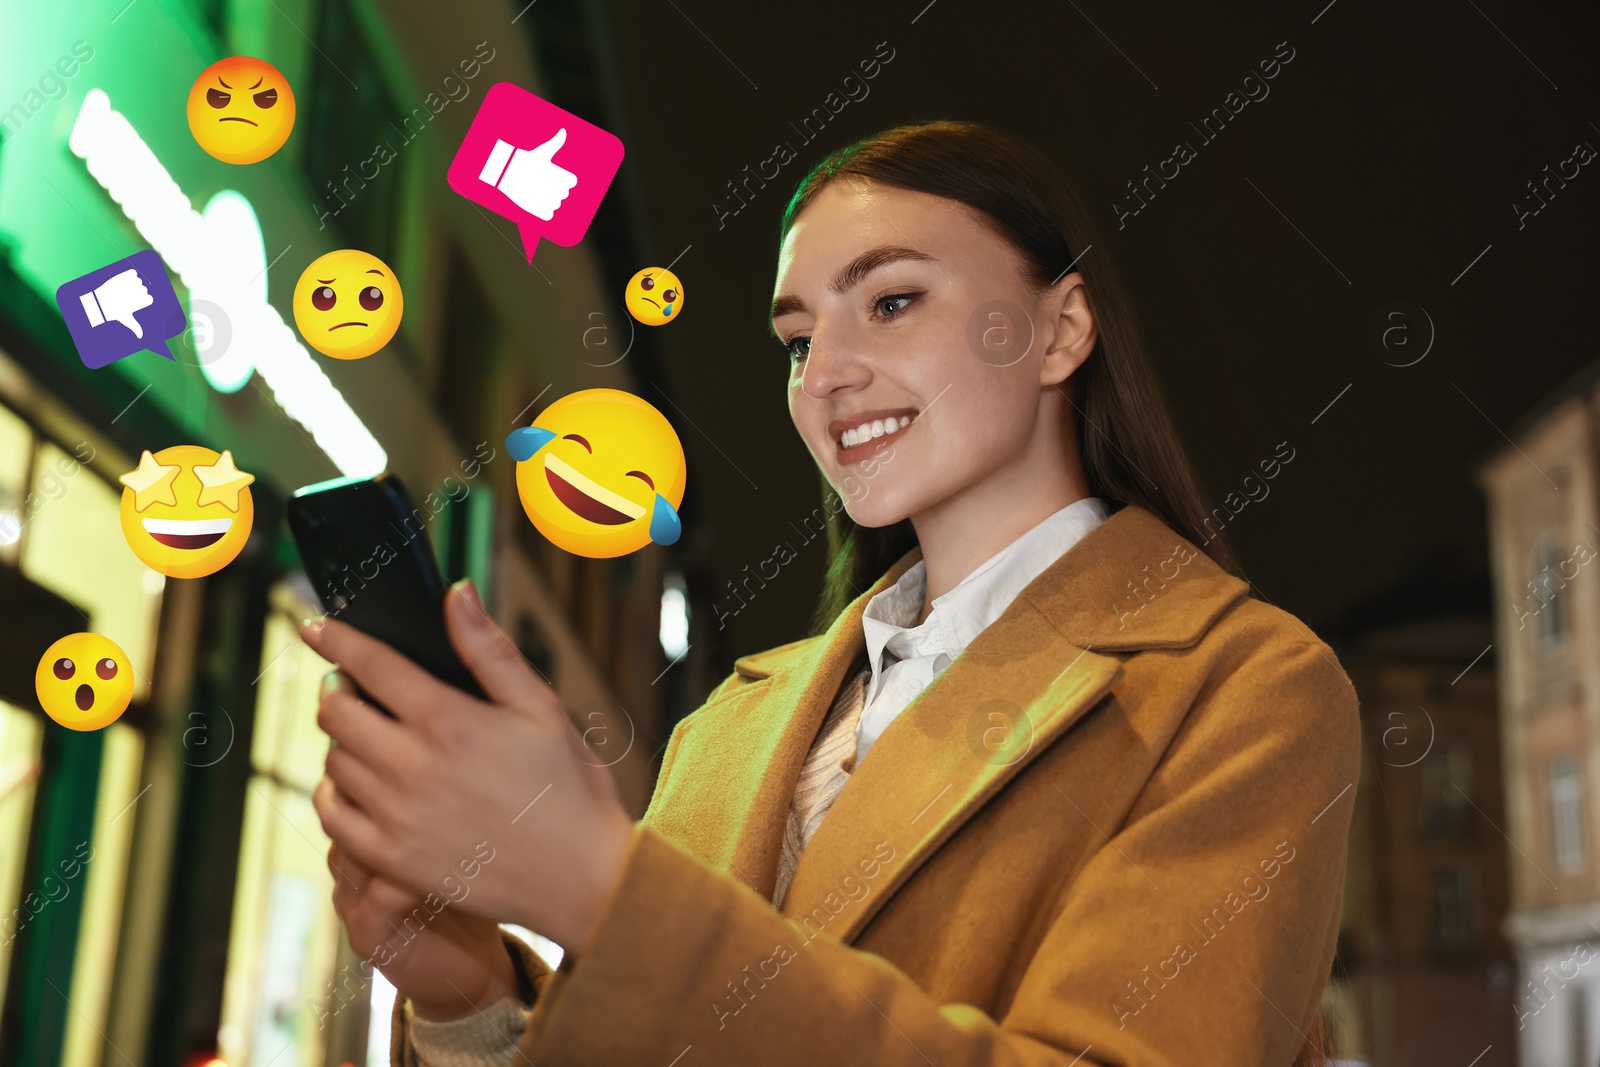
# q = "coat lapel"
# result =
<box><xmin>643</xmin><ymin>548</ymin><xmax>923</xmax><ymax>900</ymax></box>
<box><xmin>777</xmin><ymin>504</ymin><xmax>1250</xmax><ymax>942</ymax></box>
<box><xmin>778</xmin><ymin>625</ymin><xmax>1125</xmax><ymax>942</ymax></box>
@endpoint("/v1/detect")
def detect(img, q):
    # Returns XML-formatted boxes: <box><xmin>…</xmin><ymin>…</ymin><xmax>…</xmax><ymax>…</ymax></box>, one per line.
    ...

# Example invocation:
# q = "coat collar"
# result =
<box><xmin>650</xmin><ymin>503</ymin><xmax>1249</xmax><ymax>942</ymax></box>
<box><xmin>733</xmin><ymin>503</ymin><xmax>1245</xmax><ymax>681</ymax></box>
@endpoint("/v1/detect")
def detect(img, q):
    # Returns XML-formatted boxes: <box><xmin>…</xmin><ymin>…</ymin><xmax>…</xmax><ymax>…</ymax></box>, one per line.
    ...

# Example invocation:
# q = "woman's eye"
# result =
<box><xmin>876</xmin><ymin>294</ymin><xmax>914</xmax><ymax>317</ymax></box>
<box><xmin>784</xmin><ymin>336</ymin><xmax>811</xmax><ymax>360</ymax></box>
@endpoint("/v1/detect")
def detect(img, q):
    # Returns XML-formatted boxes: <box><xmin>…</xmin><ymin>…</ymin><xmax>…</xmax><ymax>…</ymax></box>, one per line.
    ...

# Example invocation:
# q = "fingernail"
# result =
<box><xmin>321</xmin><ymin>670</ymin><xmax>343</xmax><ymax>698</ymax></box>
<box><xmin>301</xmin><ymin>617</ymin><xmax>325</xmax><ymax>642</ymax></box>
<box><xmin>453</xmin><ymin>577</ymin><xmax>484</xmax><ymax>613</ymax></box>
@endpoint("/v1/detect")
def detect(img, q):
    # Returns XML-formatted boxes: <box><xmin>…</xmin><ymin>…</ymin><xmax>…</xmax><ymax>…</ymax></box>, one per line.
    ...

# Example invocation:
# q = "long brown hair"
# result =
<box><xmin>779</xmin><ymin>120</ymin><xmax>1248</xmax><ymax>636</ymax></box>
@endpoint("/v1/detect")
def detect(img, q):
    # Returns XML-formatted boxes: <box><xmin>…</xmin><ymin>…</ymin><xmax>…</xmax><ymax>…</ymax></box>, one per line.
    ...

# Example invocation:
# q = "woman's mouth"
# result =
<box><xmin>834</xmin><ymin>411</ymin><xmax>916</xmax><ymax>465</ymax></box>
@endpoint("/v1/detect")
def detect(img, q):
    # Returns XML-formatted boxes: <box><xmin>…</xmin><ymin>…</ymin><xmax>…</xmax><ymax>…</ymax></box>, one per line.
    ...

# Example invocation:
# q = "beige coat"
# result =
<box><xmin>391</xmin><ymin>503</ymin><xmax>1361</xmax><ymax>1065</ymax></box>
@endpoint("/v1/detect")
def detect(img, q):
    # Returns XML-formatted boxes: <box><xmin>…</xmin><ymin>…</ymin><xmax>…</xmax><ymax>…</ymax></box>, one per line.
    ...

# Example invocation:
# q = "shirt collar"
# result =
<box><xmin>860</xmin><ymin>496</ymin><xmax>1112</xmax><ymax>680</ymax></box>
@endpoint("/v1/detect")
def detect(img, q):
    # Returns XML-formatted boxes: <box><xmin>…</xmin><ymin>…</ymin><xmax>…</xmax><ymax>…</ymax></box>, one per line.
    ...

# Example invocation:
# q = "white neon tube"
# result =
<box><xmin>68</xmin><ymin>88</ymin><xmax>387</xmax><ymax>478</ymax></box>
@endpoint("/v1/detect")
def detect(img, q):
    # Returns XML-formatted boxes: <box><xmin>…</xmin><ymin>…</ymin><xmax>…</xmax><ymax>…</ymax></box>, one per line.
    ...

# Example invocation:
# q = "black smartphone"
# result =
<box><xmin>286</xmin><ymin>473</ymin><xmax>485</xmax><ymax>712</ymax></box>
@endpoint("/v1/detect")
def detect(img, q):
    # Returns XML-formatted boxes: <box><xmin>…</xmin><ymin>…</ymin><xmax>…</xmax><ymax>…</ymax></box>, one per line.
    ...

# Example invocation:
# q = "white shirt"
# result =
<box><xmin>855</xmin><ymin>497</ymin><xmax>1111</xmax><ymax>765</ymax></box>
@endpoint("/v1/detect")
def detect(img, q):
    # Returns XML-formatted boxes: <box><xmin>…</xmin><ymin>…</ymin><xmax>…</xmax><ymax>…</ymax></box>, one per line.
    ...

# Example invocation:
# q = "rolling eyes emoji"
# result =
<box><xmin>292</xmin><ymin>249</ymin><xmax>404</xmax><ymax>359</ymax></box>
<box><xmin>186</xmin><ymin>56</ymin><xmax>296</xmax><ymax>164</ymax></box>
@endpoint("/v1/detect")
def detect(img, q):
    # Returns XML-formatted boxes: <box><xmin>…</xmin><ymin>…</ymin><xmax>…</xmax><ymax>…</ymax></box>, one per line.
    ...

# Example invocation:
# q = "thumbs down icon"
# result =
<box><xmin>56</xmin><ymin>250</ymin><xmax>185</xmax><ymax>369</ymax></box>
<box><xmin>79</xmin><ymin>268</ymin><xmax>155</xmax><ymax>338</ymax></box>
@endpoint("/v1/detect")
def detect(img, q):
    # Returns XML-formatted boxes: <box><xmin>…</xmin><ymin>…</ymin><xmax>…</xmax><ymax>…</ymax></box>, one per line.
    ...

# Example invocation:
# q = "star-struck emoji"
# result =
<box><xmin>117</xmin><ymin>445</ymin><xmax>256</xmax><ymax>579</ymax></box>
<box><xmin>118</xmin><ymin>451</ymin><xmax>180</xmax><ymax>512</ymax></box>
<box><xmin>193</xmin><ymin>450</ymin><xmax>256</xmax><ymax>511</ymax></box>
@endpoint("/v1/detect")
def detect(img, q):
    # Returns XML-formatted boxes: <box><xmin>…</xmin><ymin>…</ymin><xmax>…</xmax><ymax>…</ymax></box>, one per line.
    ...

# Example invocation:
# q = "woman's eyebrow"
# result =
<box><xmin>769</xmin><ymin>245</ymin><xmax>936</xmax><ymax>335</ymax></box>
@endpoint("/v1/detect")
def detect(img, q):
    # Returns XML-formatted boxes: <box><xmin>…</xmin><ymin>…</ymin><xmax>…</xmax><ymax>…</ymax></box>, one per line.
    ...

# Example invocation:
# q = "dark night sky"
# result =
<box><xmin>591</xmin><ymin>0</ymin><xmax>1600</xmax><ymax>671</ymax></box>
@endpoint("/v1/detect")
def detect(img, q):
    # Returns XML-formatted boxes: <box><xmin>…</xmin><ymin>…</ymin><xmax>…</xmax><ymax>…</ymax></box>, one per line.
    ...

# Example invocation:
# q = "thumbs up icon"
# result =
<box><xmin>478</xmin><ymin>128</ymin><xmax>579</xmax><ymax>221</ymax></box>
<box><xmin>79</xmin><ymin>268</ymin><xmax>155</xmax><ymax>338</ymax></box>
<box><xmin>447</xmin><ymin>82</ymin><xmax>625</xmax><ymax>263</ymax></box>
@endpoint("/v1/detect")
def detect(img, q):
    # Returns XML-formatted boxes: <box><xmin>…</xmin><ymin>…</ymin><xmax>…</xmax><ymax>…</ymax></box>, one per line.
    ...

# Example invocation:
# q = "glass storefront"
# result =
<box><xmin>1</xmin><ymin>0</ymin><xmax>658</xmax><ymax>1060</ymax></box>
<box><xmin>217</xmin><ymin>584</ymin><xmax>337</xmax><ymax>1066</ymax></box>
<box><xmin>0</xmin><ymin>385</ymin><xmax>161</xmax><ymax>1064</ymax></box>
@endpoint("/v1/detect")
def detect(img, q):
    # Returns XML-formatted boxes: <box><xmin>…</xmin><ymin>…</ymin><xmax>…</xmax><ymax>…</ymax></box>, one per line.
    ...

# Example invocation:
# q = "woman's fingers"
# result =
<box><xmin>328</xmin><ymin>840</ymin><xmax>371</xmax><ymax>894</ymax></box>
<box><xmin>328</xmin><ymin>840</ymin><xmax>417</xmax><ymax>955</ymax></box>
<box><xmin>444</xmin><ymin>582</ymin><xmax>558</xmax><ymax>712</ymax></box>
<box><xmin>317</xmin><ymin>681</ymin><xmax>408</xmax><ymax>779</ymax></box>
<box><xmin>325</xmin><ymin>743</ymin><xmax>395</xmax><ymax>826</ymax></box>
<box><xmin>300</xmin><ymin>616</ymin><xmax>460</xmax><ymax>726</ymax></box>
<box><xmin>313</xmin><ymin>776</ymin><xmax>389</xmax><ymax>882</ymax></box>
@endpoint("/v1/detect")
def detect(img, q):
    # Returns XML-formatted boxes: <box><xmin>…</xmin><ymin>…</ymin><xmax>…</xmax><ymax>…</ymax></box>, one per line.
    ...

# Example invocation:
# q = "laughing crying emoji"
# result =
<box><xmin>506</xmin><ymin>388</ymin><xmax>685</xmax><ymax>558</ymax></box>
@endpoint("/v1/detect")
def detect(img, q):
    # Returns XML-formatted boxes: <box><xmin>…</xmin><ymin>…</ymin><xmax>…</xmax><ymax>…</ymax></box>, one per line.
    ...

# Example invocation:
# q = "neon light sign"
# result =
<box><xmin>68</xmin><ymin>88</ymin><xmax>386</xmax><ymax>477</ymax></box>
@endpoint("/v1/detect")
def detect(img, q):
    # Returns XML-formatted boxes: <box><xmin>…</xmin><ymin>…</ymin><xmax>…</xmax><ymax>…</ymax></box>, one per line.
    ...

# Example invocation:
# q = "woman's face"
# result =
<box><xmin>772</xmin><ymin>179</ymin><xmax>1093</xmax><ymax>529</ymax></box>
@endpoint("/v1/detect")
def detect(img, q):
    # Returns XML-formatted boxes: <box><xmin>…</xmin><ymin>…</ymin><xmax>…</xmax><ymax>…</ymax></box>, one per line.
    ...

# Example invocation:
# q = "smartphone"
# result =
<box><xmin>286</xmin><ymin>473</ymin><xmax>485</xmax><ymax>712</ymax></box>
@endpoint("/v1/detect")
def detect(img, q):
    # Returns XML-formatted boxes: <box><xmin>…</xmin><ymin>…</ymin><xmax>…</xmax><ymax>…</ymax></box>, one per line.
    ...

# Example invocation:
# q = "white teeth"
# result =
<box><xmin>838</xmin><ymin>413</ymin><xmax>916</xmax><ymax>449</ymax></box>
<box><xmin>143</xmin><ymin>517</ymin><xmax>233</xmax><ymax>534</ymax></box>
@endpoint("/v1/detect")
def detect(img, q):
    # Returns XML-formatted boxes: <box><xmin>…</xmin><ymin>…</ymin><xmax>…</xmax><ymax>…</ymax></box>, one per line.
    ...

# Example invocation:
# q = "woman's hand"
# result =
<box><xmin>304</xmin><ymin>580</ymin><xmax>637</xmax><ymax>953</ymax></box>
<box><xmin>326</xmin><ymin>838</ymin><xmax>520</xmax><ymax>1022</ymax></box>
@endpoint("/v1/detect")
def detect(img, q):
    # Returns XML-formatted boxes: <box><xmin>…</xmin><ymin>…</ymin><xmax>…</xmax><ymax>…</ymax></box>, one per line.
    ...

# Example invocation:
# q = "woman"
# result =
<box><xmin>305</xmin><ymin>120</ymin><xmax>1360</xmax><ymax>1066</ymax></box>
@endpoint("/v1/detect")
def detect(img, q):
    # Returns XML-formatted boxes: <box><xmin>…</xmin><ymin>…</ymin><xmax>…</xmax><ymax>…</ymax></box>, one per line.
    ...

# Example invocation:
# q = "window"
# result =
<box><xmin>1419</xmin><ymin>741</ymin><xmax>1472</xmax><ymax>837</ymax></box>
<box><xmin>0</xmin><ymin>395</ymin><xmax>161</xmax><ymax>1059</ymax></box>
<box><xmin>1531</xmin><ymin>532</ymin><xmax>1569</xmax><ymax>653</ymax></box>
<box><xmin>0</xmin><ymin>401</ymin><xmax>30</xmax><ymax>566</ymax></box>
<box><xmin>1430</xmin><ymin>866</ymin><xmax>1477</xmax><ymax>950</ymax></box>
<box><xmin>1551</xmin><ymin>757</ymin><xmax>1586</xmax><ymax>871</ymax></box>
<box><xmin>660</xmin><ymin>569</ymin><xmax>689</xmax><ymax>659</ymax></box>
<box><xmin>0</xmin><ymin>700</ymin><xmax>44</xmax><ymax>1020</ymax></box>
<box><xmin>216</xmin><ymin>585</ymin><xmax>338</xmax><ymax>1066</ymax></box>
<box><xmin>435</xmin><ymin>243</ymin><xmax>499</xmax><ymax>448</ymax></box>
<box><xmin>304</xmin><ymin>0</ymin><xmax>406</xmax><ymax>265</ymax></box>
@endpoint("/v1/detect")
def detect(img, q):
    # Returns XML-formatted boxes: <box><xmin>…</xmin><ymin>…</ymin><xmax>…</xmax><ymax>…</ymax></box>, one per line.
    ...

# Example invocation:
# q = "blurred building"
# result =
<box><xmin>0</xmin><ymin>1</ymin><xmax>687</xmax><ymax>1065</ymax></box>
<box><xmin>1321</xmin><ymin>555</ymin><xmax>1515</xmax><ymax>1066</ymax></box>
<box><xmin>1478</xmin><ymin>359</ymin><xmax>1600</xmax><ymax>1067</ymax></box>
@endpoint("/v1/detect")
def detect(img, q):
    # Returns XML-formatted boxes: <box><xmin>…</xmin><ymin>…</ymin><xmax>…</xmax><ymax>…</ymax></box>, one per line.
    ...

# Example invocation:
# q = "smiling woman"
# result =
<box><xmin>306</xmin><ymin>120</ymin><xmax>1360</xmax><ymax>1067</ymax></box>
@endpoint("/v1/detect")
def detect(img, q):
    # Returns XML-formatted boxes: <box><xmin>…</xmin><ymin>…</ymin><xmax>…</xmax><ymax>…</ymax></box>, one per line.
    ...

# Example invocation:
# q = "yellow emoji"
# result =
<box><xmin>186</xmin><ymin>56</ymin><xmax>296</xmax><ymax>165</ymax></box>
<box><xmin>506</xmin><ymin>388</ymin><xmax>685</xmax><ymax>558</ymax></box>
<box><xmin>119</xmin><ymin>445</ymin><xmax>255</xmax><ymax>579</ymax></box>
<box><xmin>292</xmin><ymin>249</ymin><xmax>404</xmax><ymax>359</ymax></box>
<box><xmin>36</xmin><ymin>633</ymin><xmax>134</xmax><ymax>731</ymax></box>
<box><xmin>624</xmin><ymin>266</ymin><xmax>684</xmax><ymax>326</ymax></box>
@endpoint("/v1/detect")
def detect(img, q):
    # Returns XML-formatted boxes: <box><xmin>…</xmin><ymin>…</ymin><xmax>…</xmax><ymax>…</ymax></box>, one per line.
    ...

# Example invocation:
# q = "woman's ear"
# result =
<box><xmin>1039</xmin><ymin>273</ymin><xmax>1097</xmax><ymax>388</ymax></box>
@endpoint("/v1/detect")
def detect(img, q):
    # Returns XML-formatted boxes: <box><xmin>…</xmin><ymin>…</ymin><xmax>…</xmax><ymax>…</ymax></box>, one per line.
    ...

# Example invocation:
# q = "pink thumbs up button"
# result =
<box><xmin>448</xmin><ymin>83</ymin><xmax>624</xmax><ymax>263</ymax></box>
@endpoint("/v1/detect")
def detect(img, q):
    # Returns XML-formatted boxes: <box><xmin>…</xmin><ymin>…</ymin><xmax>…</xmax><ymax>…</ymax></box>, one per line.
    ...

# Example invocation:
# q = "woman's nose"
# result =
<box><xmin>795</xmin><ymin>329</ymin><xmax>868</xmax><ymax>399</ymax></box>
